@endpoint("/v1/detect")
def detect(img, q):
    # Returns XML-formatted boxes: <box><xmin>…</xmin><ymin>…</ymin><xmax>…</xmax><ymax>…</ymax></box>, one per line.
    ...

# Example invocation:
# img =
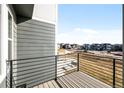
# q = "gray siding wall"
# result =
<box><xmin>16</xmin><ymin>19</ymin><xmax>55</xmax><ymax>87</ymax></box>
<box><xmin>12</xmin><ymin>20</ymin><xmax>17</xmax><ymax>88</ymax></box>
<box><xmin>13</xmin><ymin>20</ymin><xmax>17</xmax><ymax>59</ymax></box>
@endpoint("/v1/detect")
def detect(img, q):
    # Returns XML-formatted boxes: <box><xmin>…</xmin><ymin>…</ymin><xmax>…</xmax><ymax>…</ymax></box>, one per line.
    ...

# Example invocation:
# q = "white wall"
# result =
<box><xmin>32</xmin><ymin>4</ymin><xmax>56</xmax><ymax>24</ymax></box>
<box><xmin>0</xmin><ymin>4</ymin><xmax>17</xmax><ymax>88</ymax></box>
<box><xmin>0</xmin><ymin>5</ymin><xmax>8</xmax><ymax>87</ymax></box>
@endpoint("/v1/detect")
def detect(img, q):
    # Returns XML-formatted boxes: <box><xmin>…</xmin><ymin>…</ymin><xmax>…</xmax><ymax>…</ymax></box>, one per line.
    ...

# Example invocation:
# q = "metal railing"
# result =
<box><xmin>6</xmin><ymin>53</ymin><xmax>78</xmax><ymax>88</ymax></box>
<box><xmin>57</xmin><ymin>53</ymin><xmax>78</xmax><ymax>77</ymax></box>
<box><xmin>6</xmin><ymin>52</ymin><xmax>123</xmax><ymax>88</ymax></box>
<box><xmin>79</xmin><ymin>52</ymin><xmax>123</xmax><ymax>88</ymax></box>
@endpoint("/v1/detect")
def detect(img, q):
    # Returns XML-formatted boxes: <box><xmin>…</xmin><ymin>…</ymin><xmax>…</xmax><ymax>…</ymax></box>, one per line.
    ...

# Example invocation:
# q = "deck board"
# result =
<box><xmin>57</xmin><ymin>72</ymin><xmax>111</xmax><ymax>88</ymax></box>
<box><xmin>33</xmin><ymin>80</ymin><xmax>60</xmax><ymax>88</ymax></box>
<box><xmin>72</xmin><ymin>72</ymin><xmax>100</xmax><ymax>88</ymax></box>
<box><xmin>43</xmin><ymin>82</ymin><xmax>49</xmax><ymax>88</ymax></box>
<box><xmin>51</xmin><ymin>80</ymin><xmax>60</xmax><ymax>88</ymax></box>
<box><xmin>38</xmin><ymin>84</ymin><xmax>43</xmax><ymax>88</ymax></box>
<box><xmin>67</xmin><ymin>73</ymin><xmax>88</xmax><ymax>88</ymax></box>
<box><xmin>75</xmin><ymin>72</ymin><xmax>104</xmax><ymax>88</ymax></box>
<box><xmin>33</xmin><ymin>71</ymin><xmax>111</xmax><ymax>88</ymax></box>
<box><xmin>62</xmin><ymin>76</ymin><xmax>75</xmax><ymax>88</ymax></box>
<box><xmin>47</xmin><ymin>81</ymin><xmax>55</xmax><ymax>88</ymax></box>
<box><xmin>58</xmin><ymin>77</ymin><xmax>71</xmax><ymax>88</ymax></box>
<box><xmin>69</xmin><ymin>72</ymin><xmax>93</xmax><ymax>88</ymax></box>
<box><xmin>63</xmin><ymin>75</ymin><xmax>79</xmax><ymax>88</ymax></box>
<box><xmin>77</xmin><ymin>72</ymin><xmax>111</xmax><ymax>87</ymax></box>
<box><xmin>56</xmin><ymin>78</ymin><xmax>67</xmax><ymax>88</ymax></box>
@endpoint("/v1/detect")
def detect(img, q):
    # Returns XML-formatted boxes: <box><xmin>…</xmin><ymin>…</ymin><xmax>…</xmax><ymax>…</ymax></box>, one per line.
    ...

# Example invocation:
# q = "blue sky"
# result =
<box><xmin>57</xmin><ymin>4</ymin><xmax>122</xmax><ymax>44</ymax></box>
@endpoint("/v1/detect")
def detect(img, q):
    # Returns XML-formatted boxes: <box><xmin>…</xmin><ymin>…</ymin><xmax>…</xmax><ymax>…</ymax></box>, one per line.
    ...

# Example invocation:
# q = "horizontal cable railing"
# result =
<box><xmin>56</xmin><ymin>53</ymin><xmax>78</xmax><ymax>78</ymax></box>
<box><xmin>6</xmin><ymin>53</ymin><xmax>78</xmax><ymax>88</ymax></box>
<box><xmin>6</xmin><ymin>52</ymin><xmax>123</xmax><ymax>88</ymax></box>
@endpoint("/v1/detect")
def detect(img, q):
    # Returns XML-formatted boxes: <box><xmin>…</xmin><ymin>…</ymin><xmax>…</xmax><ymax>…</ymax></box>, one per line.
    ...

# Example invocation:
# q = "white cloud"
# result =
<box><xmin>57</xmin><ymin>28</ymin><xmax>122</xmax><ymax>44</ymax></box>
<box><xmin>74</xmin><ymin>28</ymin><xmax>98</xmax><ymax>34</ymax></box>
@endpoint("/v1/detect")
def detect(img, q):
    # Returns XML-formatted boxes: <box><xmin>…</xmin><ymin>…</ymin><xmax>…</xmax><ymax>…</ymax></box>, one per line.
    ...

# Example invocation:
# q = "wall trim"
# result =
<box><xmin>32</xmin><ymin>17</ymin><xmax>56</xmax><ymax>25</ymax></box>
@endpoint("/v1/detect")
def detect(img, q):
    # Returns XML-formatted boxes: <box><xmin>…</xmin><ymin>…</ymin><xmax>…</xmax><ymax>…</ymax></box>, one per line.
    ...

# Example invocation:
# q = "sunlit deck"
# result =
<box><xmin>7</xmin><ymin>53</ymin><xmax>122</xmax><ymax>88</ymax></box>
<box><xmin>33</xmin><ymin>72</ymin><xmax>111</xmax><ymax>88</ymax></box>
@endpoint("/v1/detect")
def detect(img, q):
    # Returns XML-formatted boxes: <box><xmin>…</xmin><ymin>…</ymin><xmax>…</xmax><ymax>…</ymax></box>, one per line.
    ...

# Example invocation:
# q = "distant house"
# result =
<box><xmin>101</xmin><ymin>43</ymin><xmax>112</xmax><ymax>51</ymax></box>
<box><xmin>63</xmin><ymin>43</ymin><xmax>72</xmax><ymax>49</ymax></box>
<box><xmin>60</xmin><ymin>43</ymin><xmax>65</xmax><ymax>49</ymax></box>
<box><xmin>90</xmin><ymin>43</ymin><xmax>101</xmax><ymax>51</ymax></box>
<box><xmin>85</xmin><ymin>43</ymin><xmax>112</xmax><ymax>51</ymax></box>
<box><xmin>83</xmin><ymin>44</ymin><xmax>91</xmax><ymax>50</ymax></box>
<box><xmin>112</xmin><ymin>44</ymin><xmax>122</xmax><ymax>51</ymax></box>
<box><xmin>71</xmin><ymin>44</ymin><xmax>80</xmax><ymax>49</ymax></box>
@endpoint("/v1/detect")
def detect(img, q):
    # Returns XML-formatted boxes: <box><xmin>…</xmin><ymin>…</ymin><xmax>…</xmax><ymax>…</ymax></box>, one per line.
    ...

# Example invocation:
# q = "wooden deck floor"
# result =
<box><xmin>33</xmin><ymin>80</ymin><xmax>60</xmax><ymax>88</ymax></box>
<box><xmin>33</xmin><ymin>71</ymin><xmax>111</xmax><ymax>88</ymax></box>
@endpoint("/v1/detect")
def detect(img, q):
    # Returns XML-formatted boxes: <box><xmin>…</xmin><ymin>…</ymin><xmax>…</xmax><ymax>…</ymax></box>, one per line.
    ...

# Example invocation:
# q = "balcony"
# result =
<box><xmin>33</xmin><ymin>71</ymin><xmax>111</xmax><ymax>88</ymax></box>
<box><xmin>6</xmin><ymin>52</ymin><xmax>123</xmax><ymax>88</ymax></box>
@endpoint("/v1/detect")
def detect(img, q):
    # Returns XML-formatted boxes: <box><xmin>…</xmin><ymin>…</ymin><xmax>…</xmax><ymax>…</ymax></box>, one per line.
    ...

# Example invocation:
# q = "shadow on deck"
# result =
<box><xmin>33</xmin><ymin>71</ymin><xmax>111</xmax><ymax>88</ymax></box>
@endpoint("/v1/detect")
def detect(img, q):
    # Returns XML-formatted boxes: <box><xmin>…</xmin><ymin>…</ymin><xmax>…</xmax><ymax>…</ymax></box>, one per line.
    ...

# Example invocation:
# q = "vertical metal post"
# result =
<box><xmin>55</xmin><ymin>55</ymin><xmax>57</xmax><ymax>81</ymax></box>
<box><xmin>77</xmin><ymin>53</ymin><xmax>79</xmax><ymax>71</ymax></box>
<box><xmin>10</xmin><ymin>60</ymin><xmax>13</xmax><ymax>88</ymax></box>
<box><xmin>6</xmin><ymin>61</ymin><xmax>8</xmax><ymax>88</ymax></box>
<box><xmin>122</xmin><ymin>4</ymin><xmax>124</xmax><ymax>88</ymax></box>
<box><xmin>24</xmin><ymin>84</ymin><xmax>27</xmax><ymax>88</ymax></box>
<box><xmin>123</xmin><ymin>58</ymin><xmax>124</xmax><ymax>88</ymax></box>
<box><xmin>112</xmin><ymin>59</ymin><xmax>115</xmax><ymax>88</ymax></box>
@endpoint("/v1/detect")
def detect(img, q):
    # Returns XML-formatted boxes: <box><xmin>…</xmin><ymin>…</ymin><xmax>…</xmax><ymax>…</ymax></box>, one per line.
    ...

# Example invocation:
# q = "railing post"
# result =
<box><xmin>55</xmin><ymin>55</ymin><xmax>57</xmax><ymax>81</ymax></box>
<box><xmin>123</xmin><ymin>58</ymin><xmax>124</xmax><ymax>88</ymax></box>
<box><xmin>123</xmin><ymin>4</ymin><xmax>124</xmax><ymax>88</ymax></box>
<box><xmin>112</xmin><ymin>59</ymin><xmax>115</xmax><ymax>88</ymax></box>
<box><xmin>10</xmin><ymin>60</ymin><xmax>13</xmax><ymax>88</ymax></box>
<box><xmin>77</xmin><ymin>53</ymin><xmax>79</xmax><ymax>71</ymax></box>
<box><xmin>6</xmin><ymin>61</ymin><xmax>8</xmax><ymax>88</ymax></box>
